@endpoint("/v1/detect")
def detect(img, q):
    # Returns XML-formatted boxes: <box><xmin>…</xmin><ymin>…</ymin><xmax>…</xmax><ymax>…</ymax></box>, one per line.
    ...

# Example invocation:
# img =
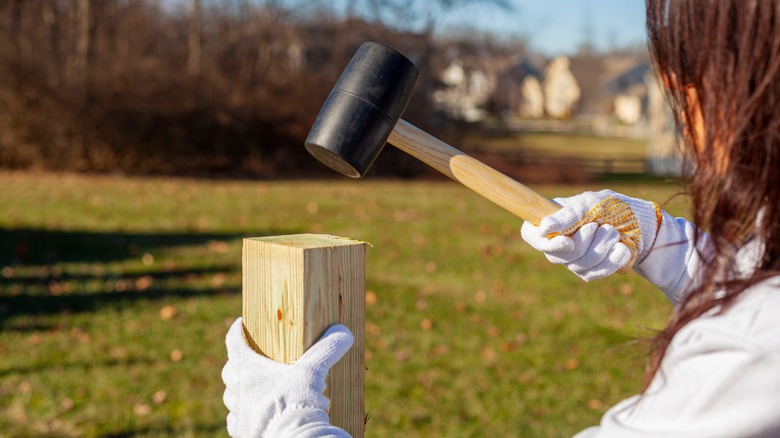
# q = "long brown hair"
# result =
<box><xmin>644</xmin><ymin>0</ymin><xmax>780</xmax><ymax>386</ymax></box>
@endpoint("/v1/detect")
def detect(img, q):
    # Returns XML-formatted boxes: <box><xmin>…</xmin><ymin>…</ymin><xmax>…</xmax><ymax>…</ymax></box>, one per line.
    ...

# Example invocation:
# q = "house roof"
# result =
<box><xmin>602</xmin><ymin>63</ymin><xmax>652</xmax><ymax>95</ymax></box>
<box><xmin>568</xmin><ymin>54</ymin><xmax>650</xmax><ymax>115</ymax></box>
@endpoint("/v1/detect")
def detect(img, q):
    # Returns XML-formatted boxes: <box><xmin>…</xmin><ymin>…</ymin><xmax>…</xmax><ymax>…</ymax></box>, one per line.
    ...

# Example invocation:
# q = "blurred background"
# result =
<box><xmin>0</xmin><ymin>1</ymin><xmax>686</xmax><ymax>437</ymax></box>
<box><xmin>0</xmin><ymin>0</ymin><xmax>680</xmax><ymax>179</ymax></box>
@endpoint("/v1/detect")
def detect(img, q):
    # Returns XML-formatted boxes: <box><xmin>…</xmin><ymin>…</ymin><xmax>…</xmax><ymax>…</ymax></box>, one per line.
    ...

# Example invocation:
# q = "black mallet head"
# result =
<box><xmin>305</xmin><ymin>42</ymin><xmax>420</xmax><ymax>178</ymax></box>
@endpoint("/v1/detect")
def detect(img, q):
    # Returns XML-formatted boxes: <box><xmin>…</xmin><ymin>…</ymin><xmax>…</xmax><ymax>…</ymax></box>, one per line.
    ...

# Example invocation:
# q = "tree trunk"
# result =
<box><xmin>9</xmin><ymin>0</ymin><xmax>22</xmax><ymax>61</ymax></box>
<box><xmin>188</xmin><ymin>0</ymin><xmax>201</xmax><ymax>77</ymax></box>
<box><xmin>74</xmin><ymin>0</ymin><xmax>91</xmax><ymax>88</ymax></box>
<box><xmin>42</xmin><ymin>2</ymin><xmax>62</xmax><ymax>87</ymax></box>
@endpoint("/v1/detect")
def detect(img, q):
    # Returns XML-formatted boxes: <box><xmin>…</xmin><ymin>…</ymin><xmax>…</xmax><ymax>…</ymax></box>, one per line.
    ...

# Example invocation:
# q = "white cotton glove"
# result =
<box><xmin>521</xmin><ymin>190</ymin><xmax>662</xmax><ymax>281</ymax></box>
<box><xmin>222</xmin><ymin>317</ymin><xmax>354</xmax><ymax>438</ymax></box>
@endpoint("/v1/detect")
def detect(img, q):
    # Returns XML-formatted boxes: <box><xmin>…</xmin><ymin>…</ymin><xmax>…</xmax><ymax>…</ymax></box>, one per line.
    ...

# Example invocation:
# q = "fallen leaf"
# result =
<box><xmin>71</xmin><ymin>327</ymin><xmax>91</xmax><ymax>343</ymax></box>
<box><xmin>115</xmin><ymin>280</ymin><xmax>129</xmax><ymax>292</ymax></box>
<box><xmin>160</xmin><ymin>305</ymin><xmax>178</xmax><ymax>320</ymax></box>
<box><xmin>18</xmin><ymin>381</ymin><xmax>31</xmax><ymax>394</ymax></box>
<box><xmin>210</xmin><ymin>273</ymin><xmax>226</xmax><ymax>288</ymax></box>
<box><xmin>135</xmin><ymin>276</ymin><xmax>153</xmax><ymax>290</ymax></box>
<box><xmin>481</xmin><ymin>347</ymin><xmax>497</xmax><ymax>366</ymax></box>
<box><xmin>48</xmin><ymin>281</ymin><xmax>63</xmax><ymax>295</ymax></box>
<box><xmin>518</xmin><ymin>371</ymin><xmax>536</xmax><ymax>383</ymax></box>
<box><xmin>430</xmin><ymin>344</ymin><xmax>448</xmax><ymax>358</ymax></box>
<box><xmin>133</xmin><ymin>403</ymin><xmax>151</xmax><ymax>416</ymax></box>
<box><xmin>207</xmin><ymin>240</ymin><xmax>230</xmax><ymax>253</ymax></box>
<box><xmin>587</xmin><ymin>399</ymin><xmax>604</xmax><ymax>410</ymax></box>
<box><xmin>365</xmin><ymin>322</ymin><xmax>381</xmax><ymax>336</ymax></box>
<box><xmin>365</xmin><ymin>290</ymin><xmax>378</xmax><ymax>306</ymax></box>
<box><xmin>153</xmin><ymin>390</ymin><xmax>167</xmax><ymax>405</ymax></box>
<box><xmin>395</xmin><ymin>350</ymin><xmax>411</xmax><ymax>362</ymax></box>
<box><xmin>60</xmin><ymin>398</ymin><xmax>74</xmax><ymax>411</ymax></box>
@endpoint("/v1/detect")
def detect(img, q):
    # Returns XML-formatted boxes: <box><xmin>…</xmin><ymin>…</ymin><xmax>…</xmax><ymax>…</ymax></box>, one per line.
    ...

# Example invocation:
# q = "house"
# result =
<box><xmin>431</xmin><ymin>49</ymin><xmax>519</xmax><ymax>123</ymax></box>
<box><xmin>498</xmin><ymin>54</ymin><xmax>651</xmax><ymax>124</ymax></box>
<box><xmin>602</xmin><ymin>63</ymin><xmax>652</xmax><ymax>125</ymax></box>
<box><xmin>542</xmin><ymin>56</ymin><xmax>581</xmax><ymax>118</ymax></box>
<box><xmin>432</xmin><ymin>45</ymin><xmax>659</xmax><ymax>132</ymax></box>
<box><xmin>519</xmin><ymin>76</ymin><xmax>545</xmax><ymax>118</ymax></box>
<box><xmin>432</xmin><ymin>57</ymin><xmax>495</xmax><ymax>122</ymax></box>
<box><xmin>495</xmin><ymin>58</ymin><xmax>545</xmax><ymax>118</ymax></box>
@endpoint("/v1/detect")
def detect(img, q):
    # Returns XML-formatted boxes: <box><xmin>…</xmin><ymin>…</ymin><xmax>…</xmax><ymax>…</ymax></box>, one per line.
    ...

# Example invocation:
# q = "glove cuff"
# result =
<box><xmin>625</xmin><ymin>197</ymin><xmax>663</xmax><ymax>262</ymax></box>
<box><xmin>265</xmin><ymin>406</ymin><xmax>341</xmax><ymax>438</ymax></box>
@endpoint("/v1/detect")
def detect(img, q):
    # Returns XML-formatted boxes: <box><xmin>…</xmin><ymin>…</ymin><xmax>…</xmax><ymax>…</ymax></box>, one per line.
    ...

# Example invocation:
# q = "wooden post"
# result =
<box><xmin>242</xmin><ymin>234</ymin><xmax>366</xmax><ymax>437</ymax></box>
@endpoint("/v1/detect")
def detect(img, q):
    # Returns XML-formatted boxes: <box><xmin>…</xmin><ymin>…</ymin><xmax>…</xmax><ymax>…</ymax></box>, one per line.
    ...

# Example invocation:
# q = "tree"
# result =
<box><xmin>364</xmin><ymin>0</ymin><xmax>512</xmax><ymax>34</ymax></box>
<box><xmin>7</xmin><ymin>0</ymin><xmax>23</xmax><ymax>77</ymax></box>
<box><xmin>75</xmin><ymin>0</ymin><xmax>92</xmax><ymax>87</ymax></box>
<box><xmin>188</xmin><ymin>0</ymin><xmax>202</xmax><ymax>77</ymax></box>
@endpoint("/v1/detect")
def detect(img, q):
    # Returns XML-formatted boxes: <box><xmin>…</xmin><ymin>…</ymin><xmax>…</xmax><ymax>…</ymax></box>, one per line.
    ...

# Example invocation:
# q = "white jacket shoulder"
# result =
<box><xmin>576</xmin><ymin>276</ymin><xmax>780</xmax><ymax>438</ymax></box>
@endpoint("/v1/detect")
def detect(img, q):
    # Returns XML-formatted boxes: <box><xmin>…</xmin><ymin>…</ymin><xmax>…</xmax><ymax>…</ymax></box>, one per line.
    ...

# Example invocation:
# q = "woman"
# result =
<box><xmin>221</xmin><ymin>0</ymin><xmax>780</xmax><ymax>436</ymax></box>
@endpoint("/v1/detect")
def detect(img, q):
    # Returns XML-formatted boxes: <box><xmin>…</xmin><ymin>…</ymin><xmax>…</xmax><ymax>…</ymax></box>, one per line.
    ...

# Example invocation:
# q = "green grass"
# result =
<box><xmin>466</xmin><ymin>132</ymin><xmax>647</xmax><ymax>161</ymax></box>
<box><xmin>0</xmin><ymin>172</ymin><xmax>688</xmax><ymax>437</ymax></box>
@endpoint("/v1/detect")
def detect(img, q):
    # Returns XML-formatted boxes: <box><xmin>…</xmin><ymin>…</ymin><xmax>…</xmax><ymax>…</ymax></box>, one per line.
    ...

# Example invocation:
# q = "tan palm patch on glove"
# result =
<box><xmin>558</xmin><ymin>196</ymin><xmax>655</xmax><ymax>271</ymax></box>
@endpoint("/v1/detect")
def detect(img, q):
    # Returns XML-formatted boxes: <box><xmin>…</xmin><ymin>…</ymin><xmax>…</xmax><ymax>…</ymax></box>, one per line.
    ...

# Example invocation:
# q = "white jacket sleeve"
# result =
<box><xmin>574</xmin><ymin>277</ymin><xmax>780</xmax><ymax>438</ymax></box>
<box><xmin>634</xmin><ymin>211</ymin><xmax>711</xmax><ymax>306</ymax></box>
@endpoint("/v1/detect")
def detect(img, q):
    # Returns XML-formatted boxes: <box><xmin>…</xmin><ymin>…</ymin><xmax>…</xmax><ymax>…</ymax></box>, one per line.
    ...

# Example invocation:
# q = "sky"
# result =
<box><xmin>437</xmin><ymin>0</ymin><xmax>648</xmax><ymax>55</ymax></box>
<box><xmin>167</xmin><ymin>0</ymin><xmax>648</xmax><ymax>56</ymax></box>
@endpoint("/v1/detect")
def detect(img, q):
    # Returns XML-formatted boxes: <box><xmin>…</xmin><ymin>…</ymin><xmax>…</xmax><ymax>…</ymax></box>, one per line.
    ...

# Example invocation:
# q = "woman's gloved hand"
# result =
<box><xmin>521</xmin><ymin>190</ymin><xmax>662</xmax><ymax>281</ymax></box>
<box><xmin>222</xmin><ymin>317</ymin><xmax>354</xmax><ymax>437</ymax></box>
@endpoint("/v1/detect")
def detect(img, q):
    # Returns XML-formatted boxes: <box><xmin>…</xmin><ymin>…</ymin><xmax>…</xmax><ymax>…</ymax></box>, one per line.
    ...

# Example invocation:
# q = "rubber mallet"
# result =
<box><xmin>305</xmin><ymin>42</ymin><xmax>559</xmax><ymax>225</ymax></box>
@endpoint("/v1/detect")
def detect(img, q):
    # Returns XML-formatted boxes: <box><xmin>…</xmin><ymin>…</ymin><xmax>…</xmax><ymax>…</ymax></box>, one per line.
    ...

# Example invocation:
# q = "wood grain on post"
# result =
<box><xmin>242</xmin><ymin>234</ymin><xmax>366</xmax><ymax>437</ymax></box>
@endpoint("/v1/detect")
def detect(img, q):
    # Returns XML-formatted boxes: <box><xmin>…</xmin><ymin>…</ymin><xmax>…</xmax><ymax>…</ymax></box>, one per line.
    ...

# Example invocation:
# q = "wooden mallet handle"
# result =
<box><xmin>389</xmin><ymin>125</ymin><xmax>636</xmax><ymax>273</ymax></box>
<box><xmin>388</xmin><ymin>119</ymin><xmax>560</xmax><ymax>225</ymax></box>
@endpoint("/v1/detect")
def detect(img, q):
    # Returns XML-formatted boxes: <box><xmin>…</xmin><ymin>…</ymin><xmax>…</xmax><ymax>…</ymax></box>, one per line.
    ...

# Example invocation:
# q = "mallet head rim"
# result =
<box><xmin>305</xmin><ymin>143</ymin><xmax>363</xmax><ymax>178</ymax></box>
<box><xmin>304</xmin><ymin>42</ymin><xmax>419</xmax><ymax>178</ymax></box>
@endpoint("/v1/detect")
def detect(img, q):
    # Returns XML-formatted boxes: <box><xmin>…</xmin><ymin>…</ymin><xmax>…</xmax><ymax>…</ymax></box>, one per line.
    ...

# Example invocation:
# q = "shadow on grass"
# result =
<box><xmin>0</xmin><ymin>226</ymin><xmax>299</xmax><ymax>327</ymax></box>
<box><xmin>0</xmin><ymin>286</ymin><xmax>241</xmax><ymax>324</ymax></box>
<box><xmin>0</xmin><ymin>355</ymin><xmax>160</xmax><ymax>378</ymax></box>
<box><xmin>101</xmin><ymin>423</ymin><xmax>227</xmax><ymax>438</ymax></box>
<box><xmin>1</xmin><ymin>227</ymin><xmax>263</xmax><ymax>266</ymax></box>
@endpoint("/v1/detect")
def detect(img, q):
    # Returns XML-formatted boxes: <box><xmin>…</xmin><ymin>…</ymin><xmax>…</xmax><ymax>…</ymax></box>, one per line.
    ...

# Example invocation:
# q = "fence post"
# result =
<box><xmin>242</xmin><ymin>234</ymin><xmax>366</xmax><ymax>437</ymax></box>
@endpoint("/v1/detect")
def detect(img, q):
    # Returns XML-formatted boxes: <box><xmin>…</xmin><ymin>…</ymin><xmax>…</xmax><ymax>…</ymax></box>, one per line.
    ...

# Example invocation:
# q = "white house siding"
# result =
<box><xmin>543</xmin><ymin>57</ymin><xmax>581</xmax><ymax>118</ymax></box>
<box><xmin>520</xmin><ymin>76</ymin><xmax>545</xmax><ymax>118</ymax></box>
<box><xmin>614</xmin><ymin>94</ymin><xmax>642</xmax><ymax>125</ymax></box>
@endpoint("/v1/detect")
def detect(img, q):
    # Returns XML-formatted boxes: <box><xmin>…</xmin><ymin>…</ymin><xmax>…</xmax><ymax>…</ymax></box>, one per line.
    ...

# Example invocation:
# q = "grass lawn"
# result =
<box><xmin>0</xmin><ymin>172</ymin><xmax>688</xmax><ymax>437</ymax></box>
<box><xmin>465</xmin><ymin>132</ymin><xmax>648</xmax><ymax>161</ymax></box>
<box><xmin>461</xmin><ymin>131</ymin><xmax>652</xmax><ymax>175</ymax></box>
